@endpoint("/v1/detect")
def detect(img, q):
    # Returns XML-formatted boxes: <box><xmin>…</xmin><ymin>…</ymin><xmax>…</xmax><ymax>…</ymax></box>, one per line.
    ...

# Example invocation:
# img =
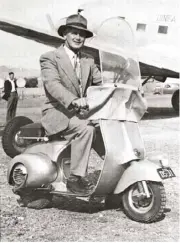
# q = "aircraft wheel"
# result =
<box><xmin>122</xmin><ymin>181</ymin><xmax>166</xmax><ymax>223</ymax></box>
<box><xmin>2</xmin><ymin>116</ymin><xmax>33</xmax><ymax>158</ymax></box>
<box><xmin>171</xmin><ymin>90</ymin><xmax>179</xmax><ymax>114</ymax></box>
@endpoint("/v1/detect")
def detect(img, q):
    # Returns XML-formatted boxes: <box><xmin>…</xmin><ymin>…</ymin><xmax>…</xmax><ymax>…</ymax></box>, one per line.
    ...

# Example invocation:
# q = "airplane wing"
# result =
<box><xmin>0</xmin><ymin>19</ymin><xmax>179</xmax><ymax>79</ymax></box>
<box><xmin>138</xmin><ymin>44</ymin><xmax>179</xmax><ymax>78</ymax></box>
<box><xmin>0</xmin><ymin>18</ymin><xmax>62</xmax><ymax>47</ymax></box>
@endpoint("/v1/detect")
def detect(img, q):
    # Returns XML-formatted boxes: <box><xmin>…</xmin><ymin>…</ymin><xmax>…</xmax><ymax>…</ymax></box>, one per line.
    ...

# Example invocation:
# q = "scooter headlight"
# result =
<box><xmin>12</xmin><ymin>164</ymin><xmax>27</xmax><ymax>186</ymax></box>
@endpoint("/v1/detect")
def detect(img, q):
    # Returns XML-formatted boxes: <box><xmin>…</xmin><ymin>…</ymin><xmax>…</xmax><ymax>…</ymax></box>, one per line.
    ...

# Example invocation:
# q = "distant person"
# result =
<box><xmin>2</xmin><ymin>72</ymin><xmax>18</xmax><ymax>122</ymax></box>
<box><xmin>40</xmin><ymin>13</ymin><xmax>101</xmax><ymax>194</ymax></box>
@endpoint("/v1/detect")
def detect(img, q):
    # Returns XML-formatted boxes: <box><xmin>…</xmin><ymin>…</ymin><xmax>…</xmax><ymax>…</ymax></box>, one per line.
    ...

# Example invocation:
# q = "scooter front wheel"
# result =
<box><xmin>122</xmin><ymin>181</ymin><xmax>166</xmax><ymax>223</ymax></box>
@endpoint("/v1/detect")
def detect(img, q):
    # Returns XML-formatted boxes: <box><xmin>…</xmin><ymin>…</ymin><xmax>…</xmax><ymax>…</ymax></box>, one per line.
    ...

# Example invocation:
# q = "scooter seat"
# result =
<box><xmin>19</xmin><ymin>122</ymin><xmax>65</xmax><ymax>140</ymax></box>
<box><xmin>20</xmin><ymin>122</ymin><xmax>45</xmax><ymax>137</ymax></box>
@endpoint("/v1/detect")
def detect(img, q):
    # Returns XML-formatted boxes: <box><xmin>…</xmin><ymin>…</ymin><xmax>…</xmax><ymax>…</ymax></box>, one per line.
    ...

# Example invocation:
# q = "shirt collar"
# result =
<box><xmin>64</xmin><ymin>45</ymin><xmax>74</xmax><ymax>60</ymax></box>
<box><xmin>8</xmin><ymin>78</ymin><xmax>15</xmax><ymax>82</ymax></box>
<box><xmin>64</xmin><ymin>45</ymin><xmax>80</xmax><ymax>60</ymax></box>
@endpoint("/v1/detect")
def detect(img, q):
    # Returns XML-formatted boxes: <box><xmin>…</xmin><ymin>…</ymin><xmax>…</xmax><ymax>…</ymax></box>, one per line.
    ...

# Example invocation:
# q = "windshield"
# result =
<box><xmin>87</xmin><ymin>17</ymin><xmax>141</xmax><ymax>89</ymax></box>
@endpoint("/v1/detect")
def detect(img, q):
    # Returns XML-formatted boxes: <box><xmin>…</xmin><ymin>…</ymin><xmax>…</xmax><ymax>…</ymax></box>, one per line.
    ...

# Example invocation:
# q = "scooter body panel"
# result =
<box><xmin>7</xmin><ymin>153</ymin><xmax>58</xmax><ymax>187</ymax></box>
<box><xmin>24</xmin><ymin>140</ymin><xmax>70</xmax><ymax>161</ymax></box>
<box><xmin>93</xmin><ymin>119</ymin><xmax>145</xmax><ymax>195</ymax></box>
<box><xmin>114</xmin><ymin>159</ymin><xmax>162</xmax><ymax>194</ymax></box>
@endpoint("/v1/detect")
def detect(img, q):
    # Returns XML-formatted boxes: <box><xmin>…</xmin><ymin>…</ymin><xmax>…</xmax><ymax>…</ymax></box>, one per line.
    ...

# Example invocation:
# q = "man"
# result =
<box><xmin>2</xmin><ymin>72</ymin><xmax>18</xmax><ymax>122</ymax></box>
<box><xmin>40</xmin><ymin>13</ymin><xmax>101</xmax><ymax>194</ymax></box>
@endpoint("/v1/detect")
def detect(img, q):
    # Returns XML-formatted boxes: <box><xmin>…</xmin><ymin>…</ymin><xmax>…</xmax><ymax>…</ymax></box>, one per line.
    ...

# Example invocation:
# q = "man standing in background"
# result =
<box><xmin>2</xmin><ymin>72</ymin><xmax>18</xmax><ymax>122</ymax></box>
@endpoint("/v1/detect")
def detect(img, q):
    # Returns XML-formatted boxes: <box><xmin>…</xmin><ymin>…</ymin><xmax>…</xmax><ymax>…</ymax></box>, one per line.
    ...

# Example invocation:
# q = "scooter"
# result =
<box><xmin>3</xmin><ymin>17</ymin><xmax>175</xmax><ymax>223</ymax></box>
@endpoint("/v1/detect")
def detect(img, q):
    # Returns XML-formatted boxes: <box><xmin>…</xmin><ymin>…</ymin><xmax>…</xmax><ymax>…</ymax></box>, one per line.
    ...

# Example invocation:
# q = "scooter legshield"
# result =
<box><xmin>114</xmin><ymin>159</ymin><xmax>162</xmax><ymax>194</ymax></box>
<box><xmin>7</xmin><ymin>153</ymin><xmax>57</xmax><ymax>188</ymax></box>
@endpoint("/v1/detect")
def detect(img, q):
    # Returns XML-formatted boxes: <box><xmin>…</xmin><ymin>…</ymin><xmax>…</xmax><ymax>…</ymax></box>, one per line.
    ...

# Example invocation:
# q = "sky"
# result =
<box><xmin>0</xmin><ymin>0</ymin><xmax>179</xmax><ymax>70</ymax></box>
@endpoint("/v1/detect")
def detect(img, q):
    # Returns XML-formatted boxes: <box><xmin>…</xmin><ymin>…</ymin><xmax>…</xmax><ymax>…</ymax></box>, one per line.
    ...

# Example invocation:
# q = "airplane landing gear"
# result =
<box><xmin>171</xmin><ymin>90</ymin><xmax>179</xmax><ymax>114</ymax></box>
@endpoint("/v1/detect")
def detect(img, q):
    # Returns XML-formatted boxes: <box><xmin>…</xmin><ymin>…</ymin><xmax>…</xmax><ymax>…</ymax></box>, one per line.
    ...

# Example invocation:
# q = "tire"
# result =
<box><xmin>17</xmin><ymin>189</ymin><xmax>53</xmax><ymax>209</ymax></box>
<box><xmin>2</xmin><ymin>116</ymin><xmax>33</xmax><ymax>158</ymax></box>
<box><xmin>122</xmin><ymin>181</ymin><xmax>166</xmax><ymax>223</ymax></box>
<box><xmin>171</xmin><ymin>90</ymin><xmax>179</xmax><ymax>114</ymax></box>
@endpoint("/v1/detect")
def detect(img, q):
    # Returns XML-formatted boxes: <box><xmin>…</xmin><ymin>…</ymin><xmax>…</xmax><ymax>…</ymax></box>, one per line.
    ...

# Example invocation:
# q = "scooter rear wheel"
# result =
<box><xmin>122</xmin><ymin>181</ymin><xmax>166</xmax><ymax>223</ymax></box>
<box><xmin>2</xmin><ymin>116</ymin><xmax>33</xmax><ymax>158</ymax></box>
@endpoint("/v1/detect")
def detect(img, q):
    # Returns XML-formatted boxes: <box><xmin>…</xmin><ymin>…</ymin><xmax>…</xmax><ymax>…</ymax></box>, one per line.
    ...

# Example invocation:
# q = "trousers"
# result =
<box><xmin>62</xmin><ymin>116</ymin><xmax>96</xmax><ymax>177</ymax></box>
<box><xmin>6</xmin><ymin>92</ymin><xmax>18</xmax><ymax>122</ymax></box>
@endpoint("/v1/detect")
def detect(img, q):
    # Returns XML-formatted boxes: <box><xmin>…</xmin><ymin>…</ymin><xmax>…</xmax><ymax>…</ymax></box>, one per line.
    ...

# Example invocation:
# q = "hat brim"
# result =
<box><xmin>58</xmin><ymin>25</ymin><xmax>93</xmax><ymax>38</ymax></box>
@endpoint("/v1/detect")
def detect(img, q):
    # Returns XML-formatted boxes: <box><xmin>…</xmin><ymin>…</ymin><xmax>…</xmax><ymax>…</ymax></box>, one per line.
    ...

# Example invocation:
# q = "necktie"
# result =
<box><xmin>74</xmin><ymin>54</ymin><xmax>83</xmax><ymax>97</ymax></box>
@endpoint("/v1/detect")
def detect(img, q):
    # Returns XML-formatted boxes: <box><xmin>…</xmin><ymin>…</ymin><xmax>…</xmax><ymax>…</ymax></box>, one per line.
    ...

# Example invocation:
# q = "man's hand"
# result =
<box><xmin>71</xmin><ymin>98</ymin><xmax>89</xmax><ymax>110</ymax></box>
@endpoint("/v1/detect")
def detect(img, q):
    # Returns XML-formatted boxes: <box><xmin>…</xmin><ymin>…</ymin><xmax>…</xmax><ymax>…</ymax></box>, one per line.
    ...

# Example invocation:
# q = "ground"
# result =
<box><xmin>0</xmin><ymin>94</ymin><xmax>179</xmax><ymax>242</ymax></box>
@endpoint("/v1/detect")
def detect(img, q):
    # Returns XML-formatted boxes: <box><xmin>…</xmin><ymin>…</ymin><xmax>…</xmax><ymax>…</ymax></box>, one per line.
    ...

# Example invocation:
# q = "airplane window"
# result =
<box><xmin>136</xmin><ymin>23</ymin><xmax>146</xmax><ymax>32</ymax></box>
<box><xmin>158</xmin><ymin>25</ymin><xmax>168</xmax><ymax>34</ymax></box>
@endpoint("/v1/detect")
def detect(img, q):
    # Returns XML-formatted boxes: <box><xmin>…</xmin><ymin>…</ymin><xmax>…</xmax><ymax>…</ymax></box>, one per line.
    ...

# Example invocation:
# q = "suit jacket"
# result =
<box><xmin>40</xmin><ymin>45</ymin><xmax>101</xmax><ymax>135</ymax></box>
<box><xmin>2</xmin><ymin>79</ymin><xmax>17</xmax><ymax>101</ymax></box>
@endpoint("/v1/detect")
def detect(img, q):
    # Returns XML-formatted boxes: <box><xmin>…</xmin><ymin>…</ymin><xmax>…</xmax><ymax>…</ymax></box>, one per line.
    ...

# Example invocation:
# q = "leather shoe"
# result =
<box><xmin>79</xmin><ymin>177</ymin><xmax>94</xmax><ymax>191</ymax></box>
<box><xmin>67</xmin><ymin>175</ymin><xmax>92</xmax><ymax>194</ymax></box>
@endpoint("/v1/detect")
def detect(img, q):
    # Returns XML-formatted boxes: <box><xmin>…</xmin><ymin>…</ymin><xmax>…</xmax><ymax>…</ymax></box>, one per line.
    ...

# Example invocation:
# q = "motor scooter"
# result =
<box><xmin>3</xmin><ymin>17</ymin><xmax>175</xmax><ymax>223</ymax></box>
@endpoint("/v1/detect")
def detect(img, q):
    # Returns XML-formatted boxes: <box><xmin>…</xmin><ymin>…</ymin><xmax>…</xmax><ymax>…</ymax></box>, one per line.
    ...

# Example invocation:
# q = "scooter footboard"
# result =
<box><xmin>8</xmin><ymin>153</ymin><xmax>57</xmax><ymax>187</ymax></box>
<box><xmin>114</xmin><ymin>159</ymin><xmax>162</xmax><ymax>194</ymax></box>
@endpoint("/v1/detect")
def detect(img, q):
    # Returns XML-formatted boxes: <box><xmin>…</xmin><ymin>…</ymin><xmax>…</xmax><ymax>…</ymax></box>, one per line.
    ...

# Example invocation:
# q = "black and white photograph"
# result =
<box><xmin>0</xmin><ymin>0</ymin><xmax>179</xmax><ymax>241</ymax></box>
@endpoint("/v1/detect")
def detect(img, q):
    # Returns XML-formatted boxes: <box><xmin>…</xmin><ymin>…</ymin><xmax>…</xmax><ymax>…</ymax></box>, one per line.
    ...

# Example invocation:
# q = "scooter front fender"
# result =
<box><xmin>114</xmin><ymin>159</ymin><xmax>162</xmax><ymax>194</ymax></box>
<box><xmin>8</xmin><ymin>153</ymin><xmax>57</xmax><ymax>187</ymax></box>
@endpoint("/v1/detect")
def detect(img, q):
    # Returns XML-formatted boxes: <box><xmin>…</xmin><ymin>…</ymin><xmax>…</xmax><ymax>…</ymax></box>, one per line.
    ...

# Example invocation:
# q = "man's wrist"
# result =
<box><xmin>68</xmin><ymin>98</ymin><xmax>78</xmax><ymax>110</ymax></box>
<box><xmin>71</xmin><ymin>98</ymin><xmax>78</xmax><ymax>106</ymax></box>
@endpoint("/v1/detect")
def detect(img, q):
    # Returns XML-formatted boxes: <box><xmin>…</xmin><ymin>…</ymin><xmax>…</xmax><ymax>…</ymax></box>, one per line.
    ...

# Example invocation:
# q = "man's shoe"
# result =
<box><xmin>79</xmin><ymin>177</ymin><xmax>94</xmax><ymax>191</ymax></box>
<box><xmin>66</xmin><ymin>175</ymin><xmax>92</xmax><ymax>194</ymax></box>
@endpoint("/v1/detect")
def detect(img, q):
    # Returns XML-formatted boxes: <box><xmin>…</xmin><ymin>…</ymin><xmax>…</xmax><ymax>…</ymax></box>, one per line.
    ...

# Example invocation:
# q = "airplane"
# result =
<box><xmin>0</xmin><ymin>0</ymin><xmax>179</xmax><ymax>112</ymax></box>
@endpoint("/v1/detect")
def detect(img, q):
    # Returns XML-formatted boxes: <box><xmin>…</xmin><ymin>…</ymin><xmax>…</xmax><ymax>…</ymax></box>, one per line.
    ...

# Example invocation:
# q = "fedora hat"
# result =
<box><xmin>58</xmin><ymin>14</ymin><xmax>93</xmax><ymax>38</ymax></box>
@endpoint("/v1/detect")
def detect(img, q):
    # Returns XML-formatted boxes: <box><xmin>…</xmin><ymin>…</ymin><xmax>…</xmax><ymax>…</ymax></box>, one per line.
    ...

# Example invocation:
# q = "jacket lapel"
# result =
<box><xmin>80</xmin><ymin>53</ymin><xmax>90</xmax><ymax>96</ymax></box>
<box><xmin>55</xmin><ymin>46</ymin><xmax>80</xmax><ymax>95</ymax></box>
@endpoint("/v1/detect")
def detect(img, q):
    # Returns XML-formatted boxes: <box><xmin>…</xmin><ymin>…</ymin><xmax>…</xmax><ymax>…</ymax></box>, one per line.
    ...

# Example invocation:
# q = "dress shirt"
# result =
<box><xmin>64</xmin><ymin>45</ymin><xmax>83</xmax><ymax>97</ymax></box>
<box><xmin>64</xmin><ymin>45</ymin><xmax>80</xmax><ymax>69</ymax></box>
<box><xmin>9</xmin><ymin>78</ymin><xmax>16</xmax><ymax>92</ymax></box>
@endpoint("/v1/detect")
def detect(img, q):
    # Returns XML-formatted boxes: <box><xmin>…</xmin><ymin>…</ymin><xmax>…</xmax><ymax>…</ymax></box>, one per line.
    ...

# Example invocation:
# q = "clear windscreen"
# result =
<box><xmin>87</xmin><ymin>17</ymin><xmax>141</xmax><ymax>89</ymax></box>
